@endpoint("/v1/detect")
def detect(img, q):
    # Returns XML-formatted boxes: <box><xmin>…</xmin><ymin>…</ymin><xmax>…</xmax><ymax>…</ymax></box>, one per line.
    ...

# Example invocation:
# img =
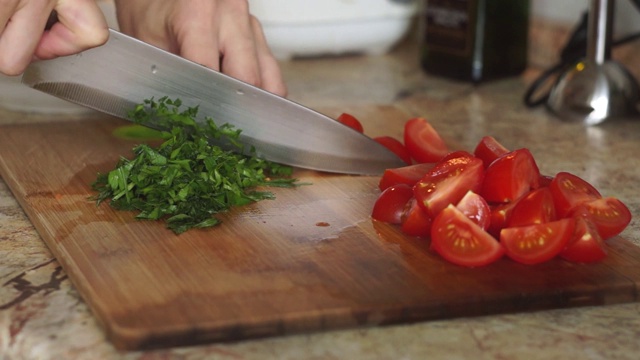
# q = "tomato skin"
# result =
<box><xmin>507</xmin><ymin>187</ymin><xmax>556</xmax><ymax>227</ymax></box>
<box><xmin>403</xmin><ymin>118</ymin><xmax>449</xmax><ymax>163</ymax></box>
<box><xmin>500</xmin><ymin>218</ymin><xmax>576</xmax><ymax>265</ymax></box>
<box><xmin>337</xmin><ymin>113</ymin><xmax>364</xmax><ymax>133</ymax></box>
<box><xmin>473</xmin><ymin>136</ymin><xmax>510</xmax><ymax>168</ymax></box>
<box><xmin>571</xmin><ymin>197</ymin><xmax>632</xmax><ymax>239</ymax></box>
<box><xmin>549</xmin><ymin>172</ymin><xmax>602</xmax><ymax>218</ymax></box>
<box><xmin>480</xmin><ymin>148</ymin><xmax>541</xmax><ymax>203</ymax></box>
<box><xmin>414</xmin><ymin>155</ymin><xmax>485</xmax><ymax>218</ymax></box>
<box><xmin>401</xmin><ymin>199</ymin><xmax>432</xmax><ymax>237</ymax></box>
<box><xmin>378</xmin><ymin>163</ymin><xmax>435</xmax><ymax>191</ymax></box>
<box><xmin>456</xmin><ymin>190</ymin><xmax>491</xmax><ymax>230</ymax></box>
<box><xmin>374</xmin><ymin>136</ymin><xmax>412</xmax><ymax>165</ymax></box>
<box><xmin>431</xmin><ymin>205</ymin><xmax>505</xmax><ymax>267</ymax></box>
<box><xmin>372</xmin><ymin>184</ymin><xmax>414</xmax><ymax>224</ymax></box>
<box><xmin>560</xmin><ymin>216</ymin><xmax>607</xmax><ymax>263</ymax></box>
<box><xmin>441</xmin><ymin>150</ymin><xmax>475</xmax><ymax>162</ymax></box>
<box><xmin>538</xmin><ymin>175</ymin><xmax>554</xmax><ymax>188</ymax></box>
<box><xmin>487</xmin><ymin>200</ymin><xmax>520</xmax><ymax>238</ymax></box>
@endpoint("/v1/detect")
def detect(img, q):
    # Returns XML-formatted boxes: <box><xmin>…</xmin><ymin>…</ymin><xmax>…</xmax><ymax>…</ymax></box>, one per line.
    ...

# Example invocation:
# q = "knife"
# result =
<box><xmin>22</xmin><ymin>29</ymin><xmax>406</xmax><ymax>175</ymax></box>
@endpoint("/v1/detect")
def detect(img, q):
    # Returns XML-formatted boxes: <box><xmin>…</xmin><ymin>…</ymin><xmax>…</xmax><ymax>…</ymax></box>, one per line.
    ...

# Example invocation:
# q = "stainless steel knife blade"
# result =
<box><xmin>22</xmin><ymin>29</ymin><xmax>406</xmax><ymax>175</ymax></box>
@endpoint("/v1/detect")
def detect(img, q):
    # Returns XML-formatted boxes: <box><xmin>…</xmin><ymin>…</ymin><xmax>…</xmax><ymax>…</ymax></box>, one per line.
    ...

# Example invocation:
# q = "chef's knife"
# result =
<box><xmin>22</xmin><ymin>29</ymin><xmax>406</xmax><ymax>175</ymax></box>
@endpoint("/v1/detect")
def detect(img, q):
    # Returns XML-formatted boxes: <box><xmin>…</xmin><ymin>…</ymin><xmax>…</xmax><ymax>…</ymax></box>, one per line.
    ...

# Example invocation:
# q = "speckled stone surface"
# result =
<box><xmin>2</xmin><ymin>35</ymin><xmax>640</xmax><ymax>359</ymax></box>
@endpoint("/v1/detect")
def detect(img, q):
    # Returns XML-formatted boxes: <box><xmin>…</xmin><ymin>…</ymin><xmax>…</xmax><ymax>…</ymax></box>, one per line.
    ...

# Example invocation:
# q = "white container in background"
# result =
<box><xmin>249</xmin><ymin>0</ymin><xmax>418</xmax><ymax>59</ymax></box>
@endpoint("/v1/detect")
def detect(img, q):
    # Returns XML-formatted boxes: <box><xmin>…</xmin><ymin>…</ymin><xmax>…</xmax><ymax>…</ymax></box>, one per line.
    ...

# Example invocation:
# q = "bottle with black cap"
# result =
<box><xmin>420</xmin><ymin>0</ymin><xmax>530</xmax><ymax>83</ymax></box>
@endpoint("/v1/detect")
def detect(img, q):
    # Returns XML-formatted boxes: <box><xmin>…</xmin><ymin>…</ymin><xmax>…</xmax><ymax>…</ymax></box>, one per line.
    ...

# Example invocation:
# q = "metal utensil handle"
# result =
<box><xmin>588</xmin><ymin>0</ymin><xmax>614</xmax><ymax>64</ymax></box>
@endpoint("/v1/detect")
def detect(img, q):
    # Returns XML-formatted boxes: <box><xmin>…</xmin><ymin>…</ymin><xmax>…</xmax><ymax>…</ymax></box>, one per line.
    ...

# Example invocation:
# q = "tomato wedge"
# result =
<box><xmin>500</xmin><ymin>218</ymin><xmax>576</xmax><ymax>265</ymax></box>
<box><xmin>456</xmin><ymin>190</ymin><xmax>490</xmax><ymax>230</ymax></box>
<box><xmin>374</xmin><ymin>136</ymin><xmax>412</xmax><ymax>165</ymax></box>
<box><xmin>538</xmin><ymin>174</ymin><xmax>554</xmax><ymax>188</ymax></box>
<box><xmin>378</xmin><ymin>163</ymin><xmax>435</xmax><ymax>191</ymax></box>
<box><xmin>481</xmin><ymin>148</ymin><xmax>541</xmax><ymax>203</ymax></box>
<box><xmin>401</xmin><ymin>199</ymin><xmax>432</xmax><ymax>237</ymax></box>
<box><xmin>403</xmin><ymin>118</ymin><xmax>449</xmax><ymax>163</ymax></box>
<box><xmin>336</xmin><ymin>113</ymin><xmax>364</xmax><ymax>133</ymax></box>
<box><xmin>507</xmin><ymin>187</ymin><xmax>556</xmax><ymax>227</ymax></box>
<box><xmin>372</xmin><ymin>184</ymin><xmax>414</xmax><ymax>224</ymax></box>
<box><xmin>431</xmin><ymin>205</ymin><xmax>505</xmax><ymax>267</ymax></box>
<box><xmin>414</xmin><ymin>155</ymin><xmax>484</xmax><ymax>218</ymax></box>
<box><xmin>473</xmin><ymin>136</ymin><xmax>510</xmax><ymax>168</ymax></box>
<box><xmin>441</xmin><ymin>150</ymin><xmax>475</xmax><ymax>162</ymax></box>
<box><xmin>487</xmin><ymin>199</ymin><xmax>520</xmax><ymax>238</ymax></box>
<box><xmin>549</xmin><ymin>172</ymin><xmax>602</xmax><ymax>218</ymax></box>
<box><xmin>560</xmin><ymin>216</ymin><xmax>607</xmax><ymax>263</ymax></box>
<box><xmin>571</xmin><ymin>197</ymin><xmax>631</xmax><ymax>239</ymax></box>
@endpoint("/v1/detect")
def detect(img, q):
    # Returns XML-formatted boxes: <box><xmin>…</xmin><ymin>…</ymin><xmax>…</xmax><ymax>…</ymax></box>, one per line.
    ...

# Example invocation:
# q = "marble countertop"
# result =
<box><xmin>2</xmin><ymin>39</ymin><xmax>640</xmax><ymax>359</ymax></box>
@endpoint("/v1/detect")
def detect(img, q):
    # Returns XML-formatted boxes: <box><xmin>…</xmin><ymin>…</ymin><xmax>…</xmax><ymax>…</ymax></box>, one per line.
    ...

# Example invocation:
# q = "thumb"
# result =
<box><xmin>35</xmin><ymin>0</ymin><xmax>109</xmax><ymax>59</ymax></box>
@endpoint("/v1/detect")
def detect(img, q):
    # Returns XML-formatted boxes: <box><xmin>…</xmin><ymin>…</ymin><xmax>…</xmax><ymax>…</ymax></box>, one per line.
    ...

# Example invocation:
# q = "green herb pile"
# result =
<box><xmin>92</xmin><ymin>97</ymin><xmax>298</xmax><ymax>234</ymax></box>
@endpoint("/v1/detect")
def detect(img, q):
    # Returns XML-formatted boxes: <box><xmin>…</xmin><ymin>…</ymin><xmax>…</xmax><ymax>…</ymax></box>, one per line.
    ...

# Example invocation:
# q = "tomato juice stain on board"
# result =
<box><xmin>112</xmin><ymin>124</ymin><xmax>163</xmax><ymax>141</ymax></box>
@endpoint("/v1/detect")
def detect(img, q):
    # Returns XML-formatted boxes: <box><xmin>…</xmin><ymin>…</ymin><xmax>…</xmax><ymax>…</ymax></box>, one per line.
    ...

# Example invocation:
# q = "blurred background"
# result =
<box><xmin>2</xmin><ymin>0</ymin><xmax>640</xmax><ymax>112</ymax></box>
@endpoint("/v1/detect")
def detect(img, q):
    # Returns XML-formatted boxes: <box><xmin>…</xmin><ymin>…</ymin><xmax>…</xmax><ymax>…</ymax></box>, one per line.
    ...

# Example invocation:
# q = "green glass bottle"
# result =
<box><xmin>420</xmin><ymin>0</ymin><xmax>530</xmax><ymax>82</ymax></box>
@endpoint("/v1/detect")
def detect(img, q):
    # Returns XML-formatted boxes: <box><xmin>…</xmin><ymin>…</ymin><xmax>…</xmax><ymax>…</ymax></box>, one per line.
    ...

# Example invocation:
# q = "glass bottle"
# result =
<box><xmin>420</xmin><ymin>0</ymin><xmax>530</xmax><ymax>82</ymax></box>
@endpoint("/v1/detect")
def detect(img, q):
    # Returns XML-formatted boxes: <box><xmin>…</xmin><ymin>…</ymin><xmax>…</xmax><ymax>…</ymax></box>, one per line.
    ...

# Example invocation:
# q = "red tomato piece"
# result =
<box><xmin>441</xmin><ymin>150</ymin><xmax>475</xmax><ymax>162</ymax></box>
<box><xmin>378</xmin><ymin>163</ymin><xmax>435</xmax><ymax>191</ymax></box>
<box><xmin>401</xmin><ymin>199</ymin><xmax>432</xmax><ymax>237</ymax></box>
<box><xmin>372</xmin><ymin>184</ymin><xmax>414</xmax><ymax>224</ymax></box>
<box><xmin>403</xmin><ymin>118</ymin><xmax>449</xmax><ymax>163</ymax></box>
<box><xmin>571</xmin><ymin>197</ymin><xmax>632</xmax><ymax>240</ymax></box>
<box><xmin>549</xmin><ymin>172</ymin><xmax>602</xmax><ymax>218</ymax></box>
<box><xmin>431</xmin><ymin>204</ymin><xmax>505</xmax><ymax>267</ymax></box>
<box><xmin>480</xmin><ymin>148</ymin><xmax>541</xmax><ymax>203</ymax></box>
<box><xmin>456</xmin><ymin>190</ymin><xmax>491</xmax><ymax>230</ymax></box>
<box><xmin>487</xmin><ymin>200</ymin><xmax>520</xmax><ymax>238</ymax></box>
<box><xmin>473</xmin><ymin>136</ymin><xmax>510</xmax><ymax>168</ymax></box>
<box><xmin>560</xmin><ymin>216</ymin><xmax>607</xmax><ymax>263</ymax></box>
<box><xmin>374</xmin><ymin>136</ymin><xmax>412</xmax><ymax>165</ymax></box>
<box><xmin>414</xmin><ymin>155</ymin><xmax>485</xmax><ymax>218</ymax></box>
<box><xmin>507</xmin><ymin>187</ymin><xmax>556</xmax><ymax>227</ymax></box>
<box><xmin>337</xmin><ymin>113</ymin><xmax>364</xmax><ymax>133</ymax></box>
<box><xmin>538</xmin><ymin>174</ymin><xmax>554</xmax><ymax>188</ymax></box>
<box><xmin>500</xmin><ymin>218</ymin><xmax>576</xmax><ymax>265</ymax></box>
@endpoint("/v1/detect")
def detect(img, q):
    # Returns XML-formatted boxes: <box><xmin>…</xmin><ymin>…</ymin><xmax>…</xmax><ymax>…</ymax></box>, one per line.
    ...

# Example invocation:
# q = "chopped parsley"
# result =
<box><xmin>92</xmin><ymin>97</ymin><xmax>299</xmax><ymax>234</ymax></box>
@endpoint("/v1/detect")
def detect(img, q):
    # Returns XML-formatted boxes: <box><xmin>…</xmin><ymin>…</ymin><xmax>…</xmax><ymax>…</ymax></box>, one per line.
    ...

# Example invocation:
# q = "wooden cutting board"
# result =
<box><xmin>1</xmin><ymin>106</ymin><xmax>639</xmax><ymax>351</ymax></box>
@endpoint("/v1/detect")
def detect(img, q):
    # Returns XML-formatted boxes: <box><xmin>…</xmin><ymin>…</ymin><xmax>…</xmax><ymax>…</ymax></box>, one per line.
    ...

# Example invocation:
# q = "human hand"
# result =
<box><xmin>113</xmin><ymin>0</ymin><xmax>287</xmax><ymax>96</ymax></box>
<box><xmin>0</xmin><ymin>0</ymin><xmax>109</xmax><ymax>76</ymax></box>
